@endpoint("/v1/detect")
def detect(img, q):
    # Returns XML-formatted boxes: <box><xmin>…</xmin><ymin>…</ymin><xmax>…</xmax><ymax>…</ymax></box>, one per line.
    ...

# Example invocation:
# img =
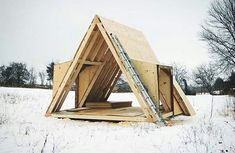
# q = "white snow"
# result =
<box><xmin>0</xmin><ymin>87</ymin><xmax>234</xmax><ymax>153</ymax></box>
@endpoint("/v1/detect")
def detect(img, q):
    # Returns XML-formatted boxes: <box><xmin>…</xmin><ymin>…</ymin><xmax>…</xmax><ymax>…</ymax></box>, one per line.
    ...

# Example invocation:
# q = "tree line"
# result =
<box><xmin>172</xmin><ymin>62</ymin><xmax>235</xmax><ymax>95</ymax></box>
<box><xmin>0</xmin><ymin>62</ymin><xmax>54</xmax><ymax>88</ymax></box>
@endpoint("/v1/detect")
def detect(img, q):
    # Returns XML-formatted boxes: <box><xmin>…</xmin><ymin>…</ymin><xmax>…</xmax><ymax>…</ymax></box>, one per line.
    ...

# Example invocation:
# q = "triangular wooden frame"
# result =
<box><xmin>45</xmin><ymin>15</ymin><xmax>195</xmax><ymax>123</ymax></box>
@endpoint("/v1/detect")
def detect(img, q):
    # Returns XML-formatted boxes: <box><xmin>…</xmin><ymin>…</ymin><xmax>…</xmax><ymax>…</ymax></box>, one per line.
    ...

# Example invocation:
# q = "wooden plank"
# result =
<box><xmin>173</xmin><ymin>96</ymin><xmax>183</xmax><ymax>115</ymax></box>
<box><xmin>96</xmin><ymin>44</ymin><xmax>109</xmax><ymax>61</ymax></box>
<box><xmin>82</xmin><ymin>60</ymin><xmax>103</xmax><ymax>65</ymax></box>
<box><xmin>173</xmin><ymin>85</ymin><xmax>188</xmax><ymax>115</ymax></box>
<box><xmin>89</xmin><ymin>36</ymin><xmax>105</xmax><ymax>61</ymax></box>
<box><xmin>100</xmin><ymin>63</ymin><xmax>120</xmax><ymax>100</ymax></box>
<box><xmin>51</xmin><ymin>113</ymin><xmax>147</xmax><ymax>122</ymax></box>
<box><xmin>85</xmin><ymin>101</ymin><xmax>132</xmax><ymax>108</ymax></box>
<box><xmin>97</xmin><ymin>23</ymin><xmax>157</xmax><ymax>122</ymax></box>
<box><xmin>95</xmin><ymin>60</ymin><xmax>118</xmax><ymax>100</ymax></box>
<box><xmin>81</xmin><ymin>48</ymin><xmax>112</xmax><ymax>102</ymax></box>
<box><xmin>162</xmin><ymin>111</ymin><xmax>173</xmax><ymax>119</ymax></box>
<box><xmin>54</xmin><ymin>107</ymin><xmax>144</xmax><ymax>117</ymax></box>
<box><xmin>104</xmin><ymin>69</ymin><xmax>122</xmax><ymax>100</ymax></box>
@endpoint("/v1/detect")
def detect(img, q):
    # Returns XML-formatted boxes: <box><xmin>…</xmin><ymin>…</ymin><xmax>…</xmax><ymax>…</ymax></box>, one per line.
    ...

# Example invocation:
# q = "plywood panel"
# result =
<box><xmin>98</xmin><ymin>16</ymin><xmax>160</xmax><ymax>64</ymax></box>
<box><xmin>78</xmin><ymin>66</ymin><xmax>98</xmax><ymax>102</ymax></box>
<box><xmin>53</xmin><ymin>61</ymin><xmax>72</xmax><ymax>96</ymax></box>
<box><xmin>132</xmin><ymin>60</ymin><xmax>159</xmax><ymax>107</ymax></box>
<box><xmin>65</xmin><ymin>107</ymin><xmax>143</xmax><ymax>117</ymax></box>
<box><xmin>173</xmin><ymin>96</ymin><xmax>183</xmax><ymax>115</ymax></box>
<box><xmin>51</xmin><ymin>107</ymin><xmax>147</xmax><ymax>122</ymax></box>
<box><xmin>159</xmin><ymin>68</ymin><xmax>172</xmax><ymax>111</ymax></box>
<box><xmin>173</xmin><ymin>79</ymin><xmax>196</xmax><ymax>116</ymax></box>
<box><xmin>51</xmin><ymin>107</ymin><xmax>171</xmax><ymax>122</ymax></box>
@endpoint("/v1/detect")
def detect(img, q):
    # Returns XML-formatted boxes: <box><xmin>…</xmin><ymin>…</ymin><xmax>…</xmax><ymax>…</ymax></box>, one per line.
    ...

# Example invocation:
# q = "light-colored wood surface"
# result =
<box><xmin>99</xmin><ymin>16</ymin><xmax>160</xmax><ymax>64</ymax></box>
<box><xmin>159</xmin><ymin>67</ymin><xmax>172</xmax><ymax>111</ymax></box>
<box><xmin>52</xmin><ymin>107</ymin><xmax>147</xmax><ymax>122</ymax></box>
<box><xmin>85</xmin><ymin>101</ymin><xmax>132</xmax><ymax>108</ymax></box>
<box><xmin>51</xmin><ymin>107</ymin><xmax>172</xmax><ymax>122</ymax></box>
<box><xmin>162</xmin><ymin>111</ymin><xmax>173</xmax><ymax>118</ymax></box>
<box><xmin>53</xmin><ymin>61</ymin><xmax>71</xmax><ymax>97</ymax></box>
<box><xmin>173</xmin><ymin>79</ymin><xmax>196</xmax><ymax>116</ymax></box>
<box><xmin>46</xmin><ymin>15</ymin><xmax>195</xmax><ymax>123</ymax></box>
<box><xmin>132</xmin><ymin>60</ymin><xmax>159</xmax><ymax>108</ymax></box>
<box><xmin>78</xmin><ymin>65</ymin><xmax>100</xmax><ymax>106</ymax></box>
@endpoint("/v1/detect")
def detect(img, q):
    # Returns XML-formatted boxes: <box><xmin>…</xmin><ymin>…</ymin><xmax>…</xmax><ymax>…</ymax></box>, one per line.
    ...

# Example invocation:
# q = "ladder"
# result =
<box><xmin>110</xmin><ymin>33</ymin><xmax>167</xmax><ymax>125</ymax></box>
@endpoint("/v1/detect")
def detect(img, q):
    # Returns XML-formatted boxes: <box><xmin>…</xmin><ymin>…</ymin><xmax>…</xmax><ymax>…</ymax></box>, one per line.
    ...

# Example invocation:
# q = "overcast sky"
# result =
<box><xmin>0</xmin><ymin>0</ymin><xmax>212</xmax><ymax>71</ymax></box>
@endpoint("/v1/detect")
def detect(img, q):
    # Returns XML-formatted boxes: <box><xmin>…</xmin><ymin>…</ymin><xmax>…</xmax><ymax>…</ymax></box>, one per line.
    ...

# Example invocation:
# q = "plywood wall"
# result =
<box><xmin>53</xmin><ymin>61</ymin><xmax>72</xmax><ymax>96</ymax></box>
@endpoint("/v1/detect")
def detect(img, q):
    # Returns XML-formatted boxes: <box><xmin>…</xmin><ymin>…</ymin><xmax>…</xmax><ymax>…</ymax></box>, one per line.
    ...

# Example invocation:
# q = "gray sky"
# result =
<box><xmin>0</xmin><ymin>0</ymin><xmax>212</xmax><ymax>71</ymax></box>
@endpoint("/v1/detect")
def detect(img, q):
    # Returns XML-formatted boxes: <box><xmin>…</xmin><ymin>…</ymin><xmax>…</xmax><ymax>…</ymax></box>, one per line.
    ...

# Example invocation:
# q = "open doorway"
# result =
<box><xmin>158</xmin><ymin>65</ymin><xmax>173</xmax><ymax>115</ymax></box>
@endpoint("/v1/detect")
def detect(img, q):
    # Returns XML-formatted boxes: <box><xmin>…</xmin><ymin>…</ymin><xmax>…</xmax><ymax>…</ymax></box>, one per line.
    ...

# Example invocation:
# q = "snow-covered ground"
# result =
<box><xmin>0</xmin><ymin>87</ymin><xmax>234</xmax><ymax>153</ymax></box>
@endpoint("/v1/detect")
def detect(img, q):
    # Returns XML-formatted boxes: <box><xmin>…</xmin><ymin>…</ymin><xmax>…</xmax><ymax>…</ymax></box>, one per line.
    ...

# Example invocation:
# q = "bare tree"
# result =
<box><xmin>193</xmin><ymin>63</ymin><xmax>218</xmax><ymax>94</ymax></box>
<box><xmin>172</xmin><ymin>62</ymin><xmax>188</xmax><ymax>90</ymax></box>
<box><xmin>39</xmin><ymin>71</ymin><xmax>46</xmax><ymax>86</ymax></box>
<box><xmin>201</xmin><ymin>0</ymin><xmax>235</xmax><ymax>71</ymax></box>
<box><xmin>46</xmin><ymin>62</ymin><xmax>55</xmax><ymax>87</ymax></box>
<box><xmin>29</xmin><ymin>67</ymin><xmax>37</xmax><ymax>87</ymax></box>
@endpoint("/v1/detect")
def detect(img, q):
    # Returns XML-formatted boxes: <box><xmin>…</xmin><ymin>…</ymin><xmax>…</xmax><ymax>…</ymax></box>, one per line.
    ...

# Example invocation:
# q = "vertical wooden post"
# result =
<box><xmin>75</xmin><ymin>77</ymin><xmax>79</xmax><ymax>108</ymax></box>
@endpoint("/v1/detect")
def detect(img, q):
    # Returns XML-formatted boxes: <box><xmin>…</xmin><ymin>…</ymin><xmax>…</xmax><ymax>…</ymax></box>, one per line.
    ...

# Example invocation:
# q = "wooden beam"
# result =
<box><xmin>100</xmin><ymin>63</ymin><xmax>120</xmax><ymax>100</ymax></box>
<box><xmin>94</xmin><ymin>59</ymin><xmax>117</xmax><ymax>100</ymax></box>
<box><xmin>85</xmin><ymin>101</ymin><xmax>132</xmax><ymax>108</ymax></box>
<box><xmin>104</xmin><ymin>69</ymin><xmax>122</xmax><ymax>100</ymax></box>
<box><xmin>89</xmin><ymin>37</ymin><xmax>105</xmax><ymax>61</ymax></box>
<box><xmin>96</xmin><ymin>44</ymin><xmax>109</xmax><ymax>61</ymax></box>
<box><xmin>80</xmin><ymin>60</ymin><xmax>103</xmax><ymax>65</ymax></box>
<box><xmin>173</xmin><ymin>79</ymin><xmax>196</xmax><ymax>116</ymax></box>
<box><xmin>75</xmin><ymin>77</ymin><xmax>79</xmax><ymax>108</ymax></box>
<box><xmin>162</xmin><ymin>111</ymin><xmax>173</xmax><ymax>119</ymax></box>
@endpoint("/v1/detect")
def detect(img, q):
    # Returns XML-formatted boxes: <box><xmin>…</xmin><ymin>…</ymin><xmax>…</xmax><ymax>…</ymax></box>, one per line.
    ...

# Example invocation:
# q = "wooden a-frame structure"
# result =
<box><xmin>45</xmin><ymin>15</ymin><xmax>195</xmax><ymax>123</ymax></box>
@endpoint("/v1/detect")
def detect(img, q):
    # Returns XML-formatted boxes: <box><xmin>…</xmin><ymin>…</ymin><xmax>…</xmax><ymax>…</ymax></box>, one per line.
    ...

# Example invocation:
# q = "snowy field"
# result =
<box><xmin>0</xmin><ymin>87</ymin><xmax>235</xmax><ymax>153</ymax></box>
